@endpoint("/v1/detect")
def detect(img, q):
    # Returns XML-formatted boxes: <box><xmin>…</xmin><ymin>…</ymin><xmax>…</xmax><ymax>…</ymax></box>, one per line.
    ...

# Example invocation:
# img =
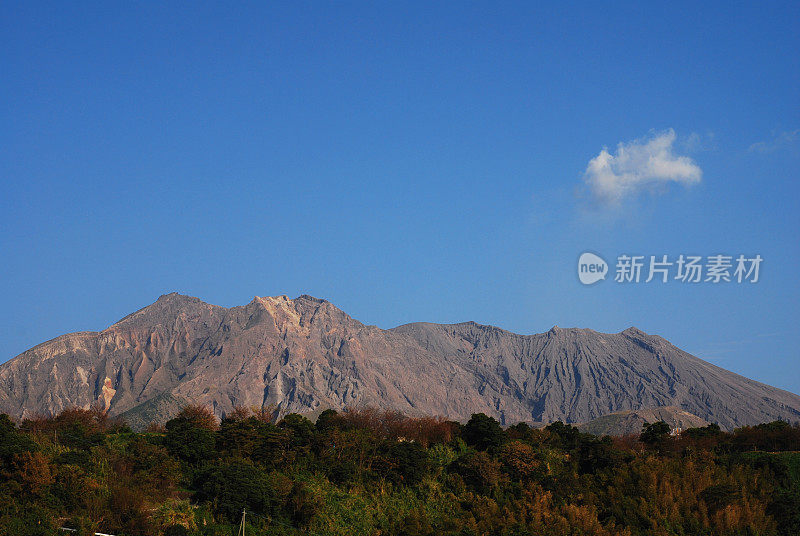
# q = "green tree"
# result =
<box><xmin>682</xmin><ymin>423</ymin><xmax>721</xmax><ymax>439</ymax></box>
<box><xmin>544</xmin><ymin>421</ymin><xmax>582</xmax><ymax>450</ymax></box>
<box><xmin>192</xmin><ymin>460</ymin><xmax>273</xmax><ymax>522</ymax></box>
<box><xmin>639</xmin><ymin>421</ymin><xmax>671</xmax><ymax>445</ymax></box>
<box><xmin>0</xmin><ymin>414</ymin><xmax>36</xmax><ymax>469</ymax></box>
<box><xmin>384</xmin><ymin>441</ymin><xmax>430</xmax><ymax>486</ymax></box>
<box><xmin>315</xmin><ymin>409</ymin><xmax>341</xmax><ymax>432</ymax></box>
<box><xmin>164</xmin><ymin>413</ymin><xmax>216</xmax><ymax>465</ymax></box>
<box><xmin>279</xmin><ymin>413</ymin><xmax>315</xmax><ymax>448</ymax></box>
<box><xmin>463</xmin><ymin>413</ymin><xmax>505</xmax><ymax>451</ymax></box>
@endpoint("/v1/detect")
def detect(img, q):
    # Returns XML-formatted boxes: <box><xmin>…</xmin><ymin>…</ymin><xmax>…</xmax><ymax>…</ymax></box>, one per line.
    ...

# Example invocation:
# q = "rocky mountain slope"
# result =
<box><xmin>576</xmin><ymin>406</ymin><xmax>710</xmax><ymax>436</ymax></box>
<box><xmin>1</xmin><ymin>293</ymin><xmax>799</xmax><ymax>429</ymax></box>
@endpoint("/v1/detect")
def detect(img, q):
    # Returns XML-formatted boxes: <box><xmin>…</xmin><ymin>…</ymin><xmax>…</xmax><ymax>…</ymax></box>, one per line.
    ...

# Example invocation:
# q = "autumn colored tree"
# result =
<box><xmin>449</xmin><ymin>450</ymin><xmax>502</xmax><ymax>493</ymax></box>
<box><xmin>499</xmin><ymin>440</ymin><xmax>541</xmax><ymax>480</ymax></box>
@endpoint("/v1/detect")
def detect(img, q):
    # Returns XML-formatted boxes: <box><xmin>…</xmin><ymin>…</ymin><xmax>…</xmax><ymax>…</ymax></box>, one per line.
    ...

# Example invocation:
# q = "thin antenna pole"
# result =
<box><xmin>237</xmin><ymin>508</ymin><xmax>246</xmax><ymax>536</ymax></box>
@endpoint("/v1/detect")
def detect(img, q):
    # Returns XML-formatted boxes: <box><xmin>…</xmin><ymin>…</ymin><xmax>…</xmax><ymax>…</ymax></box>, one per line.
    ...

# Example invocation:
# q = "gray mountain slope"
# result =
<box><xmin>576</xmin><ymin>407</ymin><xmax>710</xmax><ymax>436</ymax></box>
<box><xmin>0</xmin><ymin>293</ymin><xmax>798</xmax><ymax>429</ymax></box>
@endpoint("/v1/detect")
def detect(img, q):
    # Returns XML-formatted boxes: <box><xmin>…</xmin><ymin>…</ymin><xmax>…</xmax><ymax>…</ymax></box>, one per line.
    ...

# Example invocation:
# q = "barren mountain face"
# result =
<box><xmin>1</xmin><ymin>293</ymin><xmax>798</xmax><ymax>429</ymax></box>
<box><xmin>577</xmin><ymin>406</ymin><xmax>711</xmax><ymax>436</ymax></box>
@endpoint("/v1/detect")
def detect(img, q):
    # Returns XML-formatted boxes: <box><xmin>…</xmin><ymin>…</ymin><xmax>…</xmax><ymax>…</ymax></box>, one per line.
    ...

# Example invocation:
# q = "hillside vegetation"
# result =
<box><xmin>1</xmin><ymin>406</ymin><xmax>799</xmax><ymax>536</ymax></box>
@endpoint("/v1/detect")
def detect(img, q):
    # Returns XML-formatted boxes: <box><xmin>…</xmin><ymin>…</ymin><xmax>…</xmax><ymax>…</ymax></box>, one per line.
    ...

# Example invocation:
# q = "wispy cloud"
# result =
<box><xmin>582</xmin><ymin>129</ymin><xmax>702</xmax><ymax>207</ymax></box>
<box><xmin>748</xmin><ymin>129</ymin><xmax>799</xmax><ymax>153</ymax></box>
<box><xmin>682</xmin><ymin>131</ymin><xmax>716</xmax><ymax>153</ymax></box>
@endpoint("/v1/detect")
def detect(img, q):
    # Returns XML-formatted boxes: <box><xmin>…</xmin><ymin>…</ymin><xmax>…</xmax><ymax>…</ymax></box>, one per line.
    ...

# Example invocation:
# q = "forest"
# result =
<box><xmin>0</xmin><ymin>405</ymin><xmax>798</xmax><ymax>536</ymax></box>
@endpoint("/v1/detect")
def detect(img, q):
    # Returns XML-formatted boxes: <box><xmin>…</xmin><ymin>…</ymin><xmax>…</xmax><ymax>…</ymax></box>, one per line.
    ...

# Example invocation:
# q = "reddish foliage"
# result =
<box><xmin>225</xmin><ymin>404</ymin><xmax>278</xmax><ymax>423</ymax></box>
<box><xmin>611</xmin><ymin>434</ymin><xmax>643</xmax><ymax>452</ymax></box>
<box><xmin>144</xmin><ymin>421</ymin><xmax>166</xmax><ymax>433</ymax></box>
<box><xmin>338</xmin><ymin>407</ymin><xmax>456</xmax><ymax>447</ymax></box>
<box><xmin>11</xmin><ymin>451</ymin><xmax>54</xmax><ymax>497</ymax></box>
<box><xmin>172</xmin><ymin>404</ymin><xmax>218</xmax><ymax>431</ymax></box>
<box><xmin>20</xmin><ymin>405</ymin><xmax>124</xmax><ymax>435</ymax></box>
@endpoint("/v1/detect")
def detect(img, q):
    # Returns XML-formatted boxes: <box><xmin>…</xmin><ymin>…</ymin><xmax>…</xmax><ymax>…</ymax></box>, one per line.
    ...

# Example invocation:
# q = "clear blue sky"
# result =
<box><xmin>2</xmin><ymin>2</ymin><xmax>799</xmax><ymax>393</ymax></box>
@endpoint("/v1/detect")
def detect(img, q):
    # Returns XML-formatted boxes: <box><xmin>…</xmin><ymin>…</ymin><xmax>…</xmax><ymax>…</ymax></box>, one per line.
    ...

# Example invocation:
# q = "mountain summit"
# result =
<box><xmin>1</xmin><ymin>293</ymin><xmax>798</xmax><ymax>429</ymax></box>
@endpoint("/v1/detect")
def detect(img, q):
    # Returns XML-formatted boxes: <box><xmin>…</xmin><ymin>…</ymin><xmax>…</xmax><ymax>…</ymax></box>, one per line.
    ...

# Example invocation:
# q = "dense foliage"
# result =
<box><xmin>1</xmin><ymin>407</ymin><xmax>798</xmax><ymax>536</ymax></box>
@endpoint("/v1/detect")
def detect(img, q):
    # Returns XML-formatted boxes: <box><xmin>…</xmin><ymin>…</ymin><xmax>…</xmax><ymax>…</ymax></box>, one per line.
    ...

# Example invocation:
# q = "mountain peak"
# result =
<box><xmin>155</xmin><ymin>292</ymin><xmax>196</xmax><ymax>303</ymax></box>
<box><xmin>621</xmin><ymin>326</ymin><xmax>647</xmax><ymax>336</ymax></box>
<box><xmin>296</xmin><ymin>294</ymin><xmax>327</xmax><ymax>303</ymax></box>
<box><xmin>248</xmin><ymin>294</ymin><xmax>345</xmax><ymax>327</ymax></box>
<box><xmin>110</xmin><ymin>293</ymin><xmax>211</xmax><ymax>327</ymax></box>
<box><xmin>249</xmin><ymin>294</ymin><xmax>327</xmax><ymax>305</ymax></box>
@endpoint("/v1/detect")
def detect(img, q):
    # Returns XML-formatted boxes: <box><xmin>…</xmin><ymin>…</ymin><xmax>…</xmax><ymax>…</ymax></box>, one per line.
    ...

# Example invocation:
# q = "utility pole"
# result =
<box><xmin>237</xmin><ymin>508</ymin><xmax>246</xmax><ymax>536</ymax></box>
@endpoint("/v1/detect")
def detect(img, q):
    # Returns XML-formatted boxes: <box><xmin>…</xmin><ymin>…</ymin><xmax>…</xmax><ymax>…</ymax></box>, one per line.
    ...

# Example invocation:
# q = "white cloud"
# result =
<box><xmin>583</xmin><ymin>129</ymin><xmax>702</xmax><ymax>207</ymax></box>
<box><xmin>748</xmin><ymin>129</ymin><xmax>799</xmax><ymax>153</ymax></box>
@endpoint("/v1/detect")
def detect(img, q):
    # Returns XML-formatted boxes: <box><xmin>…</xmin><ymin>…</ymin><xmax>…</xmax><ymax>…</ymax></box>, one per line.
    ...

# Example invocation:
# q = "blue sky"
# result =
<box><xmin>1</xmin><ymin>2</ymin><xmax>799</xmax><ymax>393</ymax></box>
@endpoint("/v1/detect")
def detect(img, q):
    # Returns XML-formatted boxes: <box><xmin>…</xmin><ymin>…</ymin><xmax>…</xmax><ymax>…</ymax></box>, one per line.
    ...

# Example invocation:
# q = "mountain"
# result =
<box><xmin>1</xmin><ymin>293</ymin><xmax>799</xmax><ymax>430</ymax></box>
<box><xmin>576</xmin><ymin>406</ymin><xmax>710</xmax><ymax>436</ymax></box>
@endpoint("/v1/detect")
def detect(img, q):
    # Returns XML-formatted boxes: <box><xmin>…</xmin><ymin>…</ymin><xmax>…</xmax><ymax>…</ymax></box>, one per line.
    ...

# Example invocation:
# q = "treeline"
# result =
<box><xmin>1</xmin><ymin>406</ymin><xmax>799</xmax><ymax>536</ymax></box>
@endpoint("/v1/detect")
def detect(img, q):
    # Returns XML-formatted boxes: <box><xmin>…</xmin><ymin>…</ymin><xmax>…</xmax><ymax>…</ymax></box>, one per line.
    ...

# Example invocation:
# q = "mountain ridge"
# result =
<box><xmin>1</xmin><ymin>293</ymin><xmax>798</xmax><ymax>429</ymax></box>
